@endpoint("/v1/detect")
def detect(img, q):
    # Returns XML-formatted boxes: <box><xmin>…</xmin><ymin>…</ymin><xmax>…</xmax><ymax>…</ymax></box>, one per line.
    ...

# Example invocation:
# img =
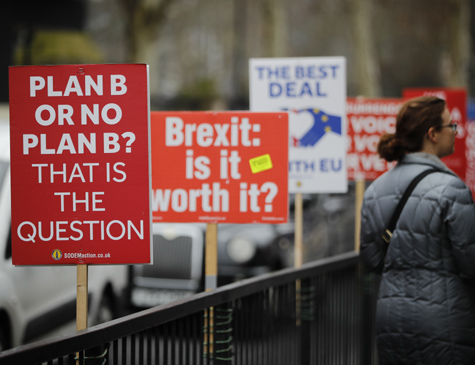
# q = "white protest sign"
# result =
<box><xmin>250</xmin><ymin>57</ymin><xmax>347</xmax><ymax>193</ymax></box>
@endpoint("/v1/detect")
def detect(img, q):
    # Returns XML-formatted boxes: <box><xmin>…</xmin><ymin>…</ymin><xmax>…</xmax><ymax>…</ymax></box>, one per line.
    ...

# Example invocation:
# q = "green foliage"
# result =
<box><xmin>15</xmin><ymin>31</ymin><xmax>104</xmax><ymax>65</ymax></box>
<box><xmin>174</xmin><ymin>78</ymin><xmax>218</xmax><ymax>110</ymax></box>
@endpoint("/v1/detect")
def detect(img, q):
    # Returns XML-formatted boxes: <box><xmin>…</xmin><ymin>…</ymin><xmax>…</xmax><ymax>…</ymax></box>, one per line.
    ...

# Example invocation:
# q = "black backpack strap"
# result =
<box><xmin>382</xmin><ymin>168</ymin><xmax>439</xmax><ymax>244</ymax></box>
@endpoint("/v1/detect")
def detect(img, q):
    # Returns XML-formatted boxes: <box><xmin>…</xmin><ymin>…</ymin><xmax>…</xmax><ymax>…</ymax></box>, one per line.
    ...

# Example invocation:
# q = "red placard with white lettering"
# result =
<box><xmin>9</xmin><ymin>64</ymin><xmax>152</xmax><ymax>265</ymax></box>
<box><xmin>151</xmin><ymin>111</ymin><xmax>288</xmax><ymax>223</ymax></box>
<box><xmin>403</xmin><ymin>88</ymin><xmax>467</xmax><ymax>181</ymax></box>
<box><xmin>346</xmin><ymin>98</ymin><xmax>403</xmax><ymax>180</ymax></box>
<box><xmin>466</xmin><ymin>118</ymin><xmax>475</xmax><ymax>199</ymax></box>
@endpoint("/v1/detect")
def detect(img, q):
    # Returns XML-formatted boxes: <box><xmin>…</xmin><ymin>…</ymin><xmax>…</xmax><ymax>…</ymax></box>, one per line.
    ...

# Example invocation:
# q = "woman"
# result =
<box><xmin>360</xmin><ymin>96</ymin><xmax>475</xmax><ymax>364</ymax></box>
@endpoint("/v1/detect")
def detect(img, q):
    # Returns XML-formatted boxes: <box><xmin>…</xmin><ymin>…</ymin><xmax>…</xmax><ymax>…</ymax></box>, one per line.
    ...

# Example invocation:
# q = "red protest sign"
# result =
<box><xmin>403</xmin><ymin>88</ymin><xmax>467</xmax><ymax>181</ymax></box>
<box><xmin>151</xmin><ymin>111</ymin><xmax>288</xmax><ymax>223</ymax></box>
<box><xmin>466</xmin><ymin>119</ymin><xmax>475</xmax><ymax>199</ymax></box>
<box><xmin>9</xmin><ymin>64</ymin><xmax>152</xmax><ymax>265</ymax></box>
<box><xmin>346</xmin><ymin>98</ymin><xmax>403</xmax><ymax>180</ymax></box>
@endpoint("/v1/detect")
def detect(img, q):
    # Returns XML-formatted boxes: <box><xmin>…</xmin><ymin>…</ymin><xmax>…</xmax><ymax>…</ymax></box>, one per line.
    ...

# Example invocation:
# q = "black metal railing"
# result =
<box><xmin>0</xmin><ymin>251</ymin><xmax>379</xmax><ymax>365</ymax></box>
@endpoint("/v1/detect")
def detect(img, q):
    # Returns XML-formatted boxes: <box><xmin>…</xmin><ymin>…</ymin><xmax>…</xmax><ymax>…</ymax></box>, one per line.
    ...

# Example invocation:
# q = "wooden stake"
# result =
<box><xmin>204</xmin><ymin>223</ymin><xmax>218</xmax><ymax>358</ymax></box>
<box><xmin>205</xmin><ymin>223</ymin><xmax>218</xmax><ymax>291</ymax></box>
<box><xmin>294</xmin><ymin>192</ymin><xmax>303</xmax><ymax>268</ymax></box>
<box><xmin>294</xmin><ymin>193</ymin><xmax>303</xmax><ymax>326</ymax></box>
<box><xmin>76</xmin><ymin>264</ymin><xmax>88</xmax><ymax>365</ymax></box>
<box><xmin>354</xmin><ymin>179</ymin><xmax>366</xmax><ymax>252</ymax></box>
<box><xmin>76</xmin><ymin>264</ymin><xmax>88</xmax><ymax>331</ymax></box>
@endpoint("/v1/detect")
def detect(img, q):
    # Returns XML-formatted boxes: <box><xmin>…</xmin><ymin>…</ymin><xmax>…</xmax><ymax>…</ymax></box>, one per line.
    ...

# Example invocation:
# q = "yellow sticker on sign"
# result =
<box><xmin>249</xmin><ymin>154</ymin><xmax>273</xmax><ymax>173</ymax></box>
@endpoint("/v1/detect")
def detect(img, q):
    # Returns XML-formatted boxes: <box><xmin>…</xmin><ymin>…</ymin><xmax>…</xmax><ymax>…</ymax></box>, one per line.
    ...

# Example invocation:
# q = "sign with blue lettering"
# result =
<box><xmin>249</xmin><ymin>57</ymin><xmax>347</xmax><ymax>193</ymax></box>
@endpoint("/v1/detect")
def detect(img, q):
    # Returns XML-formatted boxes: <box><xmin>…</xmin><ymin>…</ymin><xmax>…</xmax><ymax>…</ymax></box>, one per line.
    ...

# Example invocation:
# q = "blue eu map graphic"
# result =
<box><xmin>286</xmin><ymin>108</ymin><xmax>342</xmax><ymax>147</ymax></box>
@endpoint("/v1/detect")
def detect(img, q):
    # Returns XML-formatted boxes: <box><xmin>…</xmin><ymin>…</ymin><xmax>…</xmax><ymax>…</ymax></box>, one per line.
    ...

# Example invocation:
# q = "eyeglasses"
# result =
<box><xmin>441</xmin><ymin>123</ymin><xmax>457</xmax><ymax>132</ymax></box>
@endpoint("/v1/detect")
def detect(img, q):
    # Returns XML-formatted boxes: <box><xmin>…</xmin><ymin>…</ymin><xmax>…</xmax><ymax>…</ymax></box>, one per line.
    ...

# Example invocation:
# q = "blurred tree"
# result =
<box><xmin>1</xmin><ymin>0</ymin><xmax>87</xmax><ymax>102</ymax></box>
<box><xmin>14</xmin><ymin>31</ymin><xmax>103</xmax><ymax>66</ymax></box>
<box><xmin>229</xmin><ymin>0</ymin><xmax>250</xmax><ymax>108</ymax></box>
<box><xmin>442</xmin><ymin>0</ymin><xmax>470</xmax><ymax>87</ymax></box>
<box><xmin>119</xmin><ymin>0</ymin><xmax>175</xmax><ymax>63</ymax></box>
<box><xmin>84</xmin><ymin>0</ymin><xmax>475</xmax><ymax>105</ymax></box>
<box><xmin>347</xmin><ymin>0</ymin><xmax>381</xmax><ymax>97</ymax></box>
<box><xmin>175</xmin><ymin>78</ymin><xmax>218</xmax><ymax>110</ymax></box>
<box><xmin>261</xmin><ymin>0</ymin><xmax>287</xmax><ymax>57</ymax></box>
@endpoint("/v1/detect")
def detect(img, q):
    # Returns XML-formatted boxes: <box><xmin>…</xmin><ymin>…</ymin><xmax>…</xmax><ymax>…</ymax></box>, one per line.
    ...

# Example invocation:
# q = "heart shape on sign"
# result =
<box><xmin>287</xmin><ymin>109</ymin><xmax>314</xmax><ymax>140</ymax></box>
<box><xmin>284</xmin><ymin>107</ymin><xmax>342</xmax><ymax>148</ymax></box>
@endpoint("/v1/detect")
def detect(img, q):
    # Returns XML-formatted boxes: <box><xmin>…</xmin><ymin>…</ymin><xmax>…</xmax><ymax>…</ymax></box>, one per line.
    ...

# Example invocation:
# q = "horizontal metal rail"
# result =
<box><xmin>0</xmin><ymin>251</ymin><xmax>378</xmax><ymax>365</ymax></box>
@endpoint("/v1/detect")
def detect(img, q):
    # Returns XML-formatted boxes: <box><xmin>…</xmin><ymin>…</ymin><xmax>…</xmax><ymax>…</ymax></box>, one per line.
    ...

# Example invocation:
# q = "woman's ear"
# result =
<box><xmin>427</xmin><ymin>127</ymin><xmax>438</xmax><ymax>143</ymax></box>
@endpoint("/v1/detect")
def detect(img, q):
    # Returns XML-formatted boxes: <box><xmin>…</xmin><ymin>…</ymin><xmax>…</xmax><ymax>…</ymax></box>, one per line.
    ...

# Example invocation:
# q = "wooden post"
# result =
<box><xmin>294</xmin><ymin>192</ymin><xmax>303</xmax><ymax>326</ymax></box>
<box><xmin>354</xmin><ymin>179</ymin><xmax>366</xmax><ymax>252</ymax></box>
<box><xmin>204</xmin><ymin>223</ymin><xmax>218</xmax><ymax>358</ymax></box>
<box><xmin>76</xmin><ymin>264</ymin><xmax>88</xmax><ymax>365</ymax></box>
<box><xmin>294</xmin><ymin>192</ymin><xmax>303</xmax><ymax>268</ymax></box>
<box><xmin>76</xmin><ymin>264</ymin><xmax>88</xmax><ymax>331</ymax></box>
<box><xmin>205</xmin><ymin>223</ymin><xmax>218</xmax><ymax>291</ymax></box>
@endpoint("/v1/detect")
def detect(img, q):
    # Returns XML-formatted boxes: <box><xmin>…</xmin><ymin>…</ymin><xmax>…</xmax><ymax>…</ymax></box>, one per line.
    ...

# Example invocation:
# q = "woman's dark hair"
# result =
<box><xmin>377</xmin><ymin>96</ymin><xmax>446</xmax><ymax>162</ymax></box>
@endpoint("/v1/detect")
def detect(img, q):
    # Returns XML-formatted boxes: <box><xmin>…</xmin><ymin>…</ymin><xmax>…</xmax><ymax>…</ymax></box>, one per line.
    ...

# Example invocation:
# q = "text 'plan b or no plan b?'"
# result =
<box><xmin>9</xmin><ymin>64</ymin><xmax>152</xmax><ymax>265</ymax></box>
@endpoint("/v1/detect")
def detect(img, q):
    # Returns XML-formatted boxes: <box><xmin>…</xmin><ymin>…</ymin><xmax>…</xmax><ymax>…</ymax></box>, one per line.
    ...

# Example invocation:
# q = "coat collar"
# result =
<box><xmin>399</xmin><ymin>152</ymin><xmax>455</xmax><ymax>175</ymax></box>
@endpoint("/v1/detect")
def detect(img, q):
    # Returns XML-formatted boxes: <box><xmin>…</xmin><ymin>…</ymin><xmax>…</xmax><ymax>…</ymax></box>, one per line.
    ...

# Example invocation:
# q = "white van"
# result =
<box><xmin>0</xmin><ymin>108</ymin><xmax>128</xmax><ymax>351</ymax></box>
